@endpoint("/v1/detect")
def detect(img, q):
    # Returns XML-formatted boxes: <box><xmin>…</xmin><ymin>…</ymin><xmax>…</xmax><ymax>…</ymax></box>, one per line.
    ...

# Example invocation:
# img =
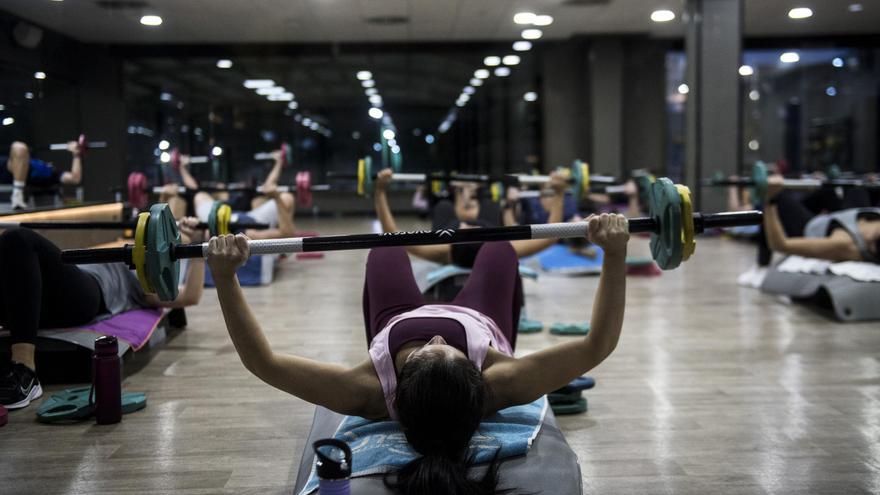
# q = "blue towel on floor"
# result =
<box><xmin>426</xmin><ymin>264</ymin><xmax>538</xmax><ymax>285</ymax></box>
<box><xmin>203</xmin><ymin>255</ymin><xmax>273</xmax><ymax>287</ymax></box>
<box><xmin>526</xmin><ymin>244</ymin><xmax>604</xmax><ymax>274</ymax></box>
<box><xmin>298</xmin><ymin>397</ymin><xmax>548</xmax><ymax>495</ymax></box>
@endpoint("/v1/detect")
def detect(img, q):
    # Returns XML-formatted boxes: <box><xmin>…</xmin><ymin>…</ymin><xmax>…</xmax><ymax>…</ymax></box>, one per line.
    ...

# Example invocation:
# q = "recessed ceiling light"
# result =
<box><xmin>256</xmin><ymin>86</ymin><xmax>285</xmax><ymax>95</ymax></box>
<box><xmin>140</xmin><ymin>15</ymin><xmax>163</xmax><ymax>26</ymax></box>
<box><xmin>455</xmin><ymin>99</ymin><xmax>466</xmax><ymax>107</ymax></box>
<box><xmin>25</xmin><ymin>92</ymin><xmax>34</xmax><ymax>99</ymax></box>
<box><xmin>244</xmin><ymin>79</ymin><xmax>275</xmax><ymax>89</ymax></box>
<box><xmin>502</xmin><ymin>55</ymin><xmax>521</xmax><ymax>66</ymax></box>
<box><xmin>288</xmin><ymin>101</ymin><xmax>298</xmax><ymax>109</ymax></box>
<box><xmin>650</xmin><ymin>10</ymin><xmax>675</xmax><ymax>22</ymax></box>
<box><xmin>160</xmin><ymin>151</ymin><xmax>170</xmax><ymax>163</ymax></box>
<box><xmin>3</xmin><ymin>117</ymin><xmax>15</xmax><ymax>126</ymax></box>
<box><xmin>216</xmin><ymin>59</ymin><xmax>233</xmax><ymax>69</ymax></box>
<box><xmin>749</xmin><ymin>90</ymin><xmax>760</xmax><ymax>101</ymax></box>
<box><xmin>369</xmin><ymin>107</ymin><xmax>384</xmax><ymax>119</ymax></box>
<box><xmin>463</xmin><ymin>86</ymin><xmax>475</xmax><ymax>95</ymax></box>
<box><xmin>211</xmin><ymin>146</ymin><xmax>223</xmax><ymax>156</ymax></box>
<box><xmin>832</xmin><ymin>57</ymin><xmax>844</xmax><ymax>67</ymax></box>
<box><xmin>523</xmin><ymin>92</ymin><xmax>538</xmax><ymax>102</ymax></box>
<box><xmin>369</xmin><ymin>94</ymin><xmax>383</xmax><ymax>105</ymax></box>
<box><xmin>533</xmin><ymin>15</ymin><xmax>553</xmax><ymax>26</ymax></box>
<box><xmin>748</xmin><ymin>140</ymin><xmax>760</xmax><ymax>151</ymax></box>
<box><xmin>521</xmin><ymin>29</ymin><xmax>542</xmax><ymax>40</ymax></box>
<box><xmin>267</xmin><ymin>92</ymin><xmax>294</xmax><ymax>101</ymax></box>
<box><xmin>356</xmin><ymin>70</ymin><xmax>373</xmax><ymax>80</ymax></box>
<box><xmin>34</xmin><ymin>71</ymin><xmax>46</xmax><ymax>80</ymax></box>
<box><xmin>484</xmin><ymin>56</ymin><xmax>501</xmax><ymax>66</ymax></box>
<box><xmin>158</xmin><ymin>139</ymin><xmax>170</xmax><ymax>150</ymax></box>
<box><xmin>474</xmin><ymin>69</ymin><xmax>490</xmax><ymax>79</ymax></box>
<box><xmin>738</xmin><ymin>65</ymin><xmax>754</xmax><ymax>76</ymax></box>
<box><xmin>826</xmin><ymin>86</ymin><xmax>837</xmax><ymax>96</ymax></box>
<box><xmin>513</xmin><ymin>41</ymin><xmax>532</xmax><ymax>52</ymax></box>
<box><xmin>470</xmin><ymin>78</ymin><xmax>483</xmax><ymax>87</ymax></box>
<box><xmin>425</xmin><ymin>134</ymin><xmax>435</xmax><ymax>144</ymax></box>
<box><xmin>365</xmin><ymin>88</ymin><xmax>378</xmax><ymax>96</ymax></box>
<box><xmin>677</xmin><ymin>84</ymin><xmax>689</xmax><ymax>94</ymax></box>
<box><xmin>513</xmin><ymin>12</ymin><xmax>536</xmax><ymax>24</ymax></box>
<box><xmin>788</xmin><ymin>7</ymin><xmax>813</xmax><ymax>19</ymax></box>
<box><xmin>849</xmin><ymin>3</ymin><xmax>863</xmax><ymax>12</ymax></box>
<box><xmin>382</xmin><ymin>129</ymin><xmax>396</xmax><ymax>140</ymax></box>
<box><xmin>780</xmin><ymin>52</ymin><xmax>800</xmax><ymax>63</ymax></box>
<box><xmin>361</xmin><ymin>80</ymin><xmax>375</xmax><ymax>88</ymax></box>
<box><xmin>494</xmin><ymin>67</ymin><xmax>511</xmax><ymax>77</ymax></box>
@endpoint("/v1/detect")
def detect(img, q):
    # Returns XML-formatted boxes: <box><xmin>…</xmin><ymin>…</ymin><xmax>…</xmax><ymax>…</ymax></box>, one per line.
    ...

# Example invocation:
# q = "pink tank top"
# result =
<box><xmin>368</xmin><ymin>304</ymin><xmax>514</xmax><ymax>420</ymax></box>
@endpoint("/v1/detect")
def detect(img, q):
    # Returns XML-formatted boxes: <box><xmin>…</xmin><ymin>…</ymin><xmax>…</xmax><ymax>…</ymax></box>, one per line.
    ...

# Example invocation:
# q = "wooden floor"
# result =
<box><xmin>2</xmin><ymin>216</ymin><xmax>879</xmax><ymax>494</ymax></box>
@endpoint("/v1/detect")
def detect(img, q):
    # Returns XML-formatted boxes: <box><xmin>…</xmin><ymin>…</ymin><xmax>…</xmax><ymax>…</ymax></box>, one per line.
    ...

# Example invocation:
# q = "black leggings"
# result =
<box><xmin>757</xmin><ymin>188</ymin><xmax>873</xmax><ymax>265</ymax></box>
<box><xmin>0</xmin><ymin>229</ymin><xmax>104</xmax><ymax>345</ymax></box>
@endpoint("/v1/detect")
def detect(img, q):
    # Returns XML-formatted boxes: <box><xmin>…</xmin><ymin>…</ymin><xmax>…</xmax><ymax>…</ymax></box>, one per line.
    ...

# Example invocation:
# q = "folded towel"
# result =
<box><xmin>777</xmin><ymin>255</ymin><xmax>880</xmax><ymax>282</ymax></box>
<box><xmin>297</xmin><ymin>397</ymin><xmax>548</xmax><ymax>495</ymax></box>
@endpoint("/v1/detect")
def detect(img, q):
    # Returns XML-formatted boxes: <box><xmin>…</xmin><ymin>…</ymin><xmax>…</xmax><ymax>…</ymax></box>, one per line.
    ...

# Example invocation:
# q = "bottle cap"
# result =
<box><xmin>313</xmin><ymin>439</ymin><xmax>352</xmax><ymax>480</ymax></box>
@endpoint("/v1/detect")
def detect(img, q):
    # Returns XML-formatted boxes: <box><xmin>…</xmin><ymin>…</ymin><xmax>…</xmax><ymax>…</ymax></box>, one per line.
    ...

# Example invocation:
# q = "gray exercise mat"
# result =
<box><xmin>292</xmin><ymin>405</ymin><xmax>583</xmax><ymax>495</ymax></box>
<box><xmin>760</xmin><ymin>267</ymin><xmax>880</xmax><ymax>321</ymax></box>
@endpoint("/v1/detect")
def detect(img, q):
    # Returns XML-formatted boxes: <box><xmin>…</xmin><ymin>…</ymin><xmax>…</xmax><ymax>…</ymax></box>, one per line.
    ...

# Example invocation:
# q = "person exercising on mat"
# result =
<box><xmin>0</xmin><ymin>218</ymin><xmax>207</xmax><ymax>410</ymax></box>
<box><xmin>2</xmin><ymin>141</ymin><xmax>84</xmax><ymax>210</ymax></box>
<box><xmin>162</xmin><ymin>150</ymin><xmax>297</xmax><ymax>239</ymax></box>
<box><xmin>374</xmin><ymin>167</ymin><xmax>570</xmax><ymax>267</ymax></box>
<box><xmin>207</xmin><ymin>212</ymin><xmax>628</xmax><ymax>494</ymax></box>
<box><xmin>763</xmin><ymin>175</ymin><xmax>880</xmax><ymax>264</ymax></box>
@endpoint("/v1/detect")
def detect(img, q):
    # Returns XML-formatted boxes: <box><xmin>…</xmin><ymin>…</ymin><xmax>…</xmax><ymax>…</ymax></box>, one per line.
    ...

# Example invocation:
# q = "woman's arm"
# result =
<box><xmin>511</xmin><ymin>172</ymin><xmax>568</xmax><ymax>257</ymax></box>
<box><xmin>207</xmin><ymin>234</ymin><xmax>382</xmax><ymax>416</ymax></box>
<box><xmin>60</xmin><ymin>141</ymin><xmax>82</xmax><ymax>185</ymax></box>
<box><xmin>245</xmin><ymin>189</ymin><xmax>296</xmax><ymax>240</ymax></box>
<box><xmin>486</xmin><ymin>214</ymin><xmax>629</xmax><ymax>409</ymax></box>
<box><xmin>178</xmin><ymin>156</ymin><xmax>201</xmax><ymax>191</ymax></box>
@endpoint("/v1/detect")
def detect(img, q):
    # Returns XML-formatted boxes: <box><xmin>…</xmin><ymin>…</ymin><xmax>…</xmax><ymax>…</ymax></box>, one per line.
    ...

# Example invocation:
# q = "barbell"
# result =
<box><xmin>60</xmin><ymin>177</ymin><xmax>762</xmax><ymax>301</ymax></box>
<box><xmin>145</xmin><ymin>171</ymin><xmax>326</xmax><ymax>207</ymax></box>
<box><xmin>4</xmin><ymin>134</ymin><xmax>108</xmax><ymax>157</ymax></box>
<box><xmin>0</xmin><ymin>201</ymin><xmax>269</xmax><ymax>238</ymax></box>
<box><xmin>702</xmin><ymin>161</ymin><xmax>880</xmax><ymax>199</ymax></box>
<box><xmin>253</xmin><ymin>142</ymin><xmax>293</xmax><ymax>168</ymax></box>
<box><xmin>329</xmin><ymin>157</ymin><xmax>624</xmax><ymax>201</ymax></box>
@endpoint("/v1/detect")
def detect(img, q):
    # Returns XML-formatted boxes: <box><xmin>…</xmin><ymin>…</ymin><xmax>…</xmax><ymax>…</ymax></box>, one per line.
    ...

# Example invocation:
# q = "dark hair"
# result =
<box><xmin>451</xmin><ymin>243</ymin><xmax>482</xmax><ymax>268</ymax></box>
<box><xmin>385</xmin><ymin>352</ymin><xmax>508</xmax><ymax>495</ymax></box>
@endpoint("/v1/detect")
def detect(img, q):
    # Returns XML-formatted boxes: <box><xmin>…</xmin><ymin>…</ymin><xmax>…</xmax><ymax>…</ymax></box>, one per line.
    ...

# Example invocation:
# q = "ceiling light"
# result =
<box><xmin>459</xmin><ymin>94</ymin><xmax>470</xmax><ymax>103</ymax></box>
<box><xmin>356</xmin><ymin>71</ymin><xmax>373</xmax><ymax>80</ymax></box>
<box><xmin>849</xmin><ymin>3</ymin><xmax>863</xmax><ymax>12</ymax></box>
<box><xmin>513</xmin><ymin>12</ymin><xmax>536</xmax><ymax>24</ymax></box>
<box><xmin>470</xmin><ymin>78</ymin><xmax>483</xmax><ymax>87</ymax></box>
<box><xmin>650</xmin><ymin>10</ymin><xmax>675</xmax><ymax>22</ymax></box>
<box><xmin>513</xmin><ymin>41</ymin><xmax>532</xmax><ymax>52</ymax></box>
<box><xmin>748</xmin><ymin>140</ymin><xmax>760</xmax><ymax>151</ymax></box>
<box><xmin>369</xmin><ymin>94</ymin><xmax>383</xmax><ymax>105</ymax></box>
<box><xmin>738</xmin><ymin>65</ymin><xmax>754</xmax><ymax>76</ymax></box>
<box><xmin>826</xmin><ymin>86</ymin><xmax>837</xmax><ymax>96</ymax></box>
<box><xmin>533</xmin><ymin>15</ymin><xmax>553</xmax><ymax>26</ymax></box>
<box><xmin>365</xmin><ymin>88</ymin><xmax>378</xmax><ymax>96</ymax></box>
<box><xmin>474</xmin><ymin>69</ymin><xmax>490</xmax><ymax>79</ymax></box>
<box><xmin>288</xmin><ymin>101</ymin><xmax>298</xmax><ymax>109</ymax></box>
<box><xmin>749</xmin><ymin>90</ymin><xmax>760</xmax><ymax>101</ymax></box>
<box><xmin>832</xmin><ymin>57</ymin><xmax>844</xmax><ymax>67</ymax></box>
<box><xmin>484</xmin><ymin>56</ymin><xmax>501</xmax><ymax>66</ymax></box>
<box><xmin>3</xmin><ymin>117</ymin><xmax>15</xmax><ymax>126</ymax></box>
<box><xmin>780</xmin><ymin>52</ymin><xmax>800</xmax><ymax>63</ymax></box>
<box><xmin>677</xmin><ymin>83</ymin><xmax>689</xmax><ymax>94</ymax></box>
<box><xmin>267</xmin><ymin>92</ymin><xmax>294</xmax><ymax>101</ymax></box>
<box><xmin>521</xmin><ymin>29</ymin><xmax>543</xmax><ymax>40</ymax></box>
<box><xmin>494</xmin><ymin>67</ymin><xmax>511</xmax><ymax>77</ymax></box>
<box><xmin>463</xmin><ymin>86</ymin><xmax>475</xmax><ymax>95</ymax></box>
<box><xmin>216</xmin><ymin>59</ymin><xmax>233</xmax><ymax>69</ymax></box>
<box><xmin>257</xmin><ymin>86</ymin><xmax>285</xmax><ymax>95</ymax></box>
<box><xmin>158</xmin><ymin>139</ymin><xmax>170</xmax><ymax>150</ymax></box>
<box><xmin>391</xmin><ymin>145</ymin><xmax>401</xmax><ymax>154</ymax></box>
<box><xmin>455</xmin><ymin>100</ymin><xmax>466</xmax><ymax>107</ymax></box>
<box><xmin>387</xmin><ymin>138</ymin><xmax>397</xmax><ymax>147</ymax></box>
<box><xmin>34</xmin><ymin>71</ymin><xmax>46</xmax><ymax>80</ymax></box>
<box><xmin>425</xmin><ymin>134</ymin><xmax>435</xmax><ymax>144</ymax></box>
<box><xmin>302</xmin><ymin>118</ymin><xmax>312</xmax><ymax>126</ymax></box>
<box><xmin>160</xmin><ymin>151</ymin><xmax>170</xmax><ymax>163</ymax></box>
<box><xmin>140</xmin><ymin>15</ymin><xmax>163</xmax><ymax>26</ymax></box>
<box><xmin>523</xmin><ymin>92</ymin><xmax>538</xmax><ymax>102</ymax></box>
<box><xmin>502</xmin><ymin>55</ymin><xmax>521</xmax><ymax>66</ymax></box>
<box><xmin>369</xmin><ymin>107</ymin><xmax>384</xmax><ymax>119</ymax></box>
<box><xmin>310</xmin><ymin>122</ymin><xmax>319</xmax><ymax>130</ymax></box>
<box><xmin>361</xmin><ymin>80</ymin><xmax>375</xmax><ymax>88</ymax></box>
<box><xmin>24</xmin><ymin>92</ymin><xmax>34</xmax><ymax>99</ymax></box>
<box><xmin>244</xmin><ymin>79</ymin><xmax>275</xmax><ymax>89</ymax></box>
<box><xmin>211</xmin><ymin>146</ymin><xmax>223</xmax><ymax>156</ymax></box>
<box><xmin>788</xmin><ymin>7</ymin><xmax>813</xmax><ymax>19</ymax></box>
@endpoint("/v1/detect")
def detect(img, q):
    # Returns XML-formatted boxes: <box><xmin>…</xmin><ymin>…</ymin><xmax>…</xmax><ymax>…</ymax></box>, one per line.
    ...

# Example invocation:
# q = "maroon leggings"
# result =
<box><xmin>362</xmin><ymin>243</ymin><xmax>522</xmax><ymax>351</ymax></box>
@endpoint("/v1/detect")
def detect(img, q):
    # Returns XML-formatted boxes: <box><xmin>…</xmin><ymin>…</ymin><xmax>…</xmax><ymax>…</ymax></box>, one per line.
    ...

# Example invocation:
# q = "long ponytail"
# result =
<box><xmin>384</xmin><ymin>451</ymin><xmax>507</xmax><ymax>495</ymax></box>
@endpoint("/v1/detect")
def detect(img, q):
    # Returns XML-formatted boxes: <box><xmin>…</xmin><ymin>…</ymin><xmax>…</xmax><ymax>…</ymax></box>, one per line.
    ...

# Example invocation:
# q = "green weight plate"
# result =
<box><xmin>207</xmin><ymin>201</ymin><xmax>222</xmax><ymax>237</ymax></box>
<box><xmin>549</xmin><ymin>390</ymin><xmax>583</xmax><ymax>405</ymax></box>
<box><xmin>571</xmin><ymin>159</ymin><xmax>585</xmax><ymax>200</ymax></box>
<box><xmin>634</xmin><ymin>174</ymin><xmax>654</xmax><ymax>210</ymax></box>
<box><xmin>826</xmin><ymin>164</ymin><xmax>841</xmax><ymax>180</ymax></box>
<box><xmin>364</xmin><ymin>155</ymin><xmax>374</xmax><ymax>197</ymax></box>
<box><xmin>391</xmin><ymin>148</ymin><xmax>402</xmax><ymax>173</ymax></box>
<box><xmin>551</xmin><ymin>397</ymin><xmax>587</xmax><ymax>415</ymax></box>
<box><xmin>648</xmin><ymin>178</ymin><xmax>683</xmax><ymax>270</ymax></box>
<box><xmin>282</xmin><ymin>142</ymin><xmax>293</xmax><ymax>169</ymax></box>
<box><xmin>751</xmin><ymin>161</ymin><xmax>768</xmax><ymax>200</ymax></box>
<box><xmin>145</xmin><ymin>203</ymin><xmax>181</xmax><ymax>302</ymax></box>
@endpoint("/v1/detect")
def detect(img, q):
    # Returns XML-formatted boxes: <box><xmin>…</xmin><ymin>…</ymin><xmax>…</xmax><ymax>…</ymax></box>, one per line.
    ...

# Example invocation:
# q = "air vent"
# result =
<box><xmin>365</xmin><ymin>15</ymin><xmax>410</xmax><ymax>26</ymax></box>
<box><xmin>561</xmin><ymin>0</ymin><xmax>611</xmax><ymax>6</ymax></box>
<box><xmin>95</xmin><ymin>0</ymin><xmax>151</xmax><ymax>10</ymax></box>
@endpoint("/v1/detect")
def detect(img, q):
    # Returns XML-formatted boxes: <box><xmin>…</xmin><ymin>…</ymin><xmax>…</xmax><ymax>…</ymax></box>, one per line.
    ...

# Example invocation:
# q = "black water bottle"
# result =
<box><xmin>314</xmin><ymin>439</ymin><xmax>352</xmax><ymax>495</ymax></box>
<box><xmin>92</xmin><ymin>336</ymin><xmax>122</xmax><ymax>424</ymax></box>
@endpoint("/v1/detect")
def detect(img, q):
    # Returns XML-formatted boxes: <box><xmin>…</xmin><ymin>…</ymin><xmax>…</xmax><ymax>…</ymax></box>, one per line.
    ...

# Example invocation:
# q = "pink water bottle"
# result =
<box><xmin>92</xmin><ymin>336</ymin><xmax>122</xmax><ymax>424</ymax></box>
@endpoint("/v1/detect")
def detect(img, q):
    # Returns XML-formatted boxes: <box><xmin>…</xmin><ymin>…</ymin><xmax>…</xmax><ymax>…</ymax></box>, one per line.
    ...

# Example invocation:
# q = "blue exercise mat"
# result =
<box><xmin>203</xmin><ymin>255</ymin><xmax>272</xmax><ymax>287</ymax></box>
<box><xmin>526</xmin><ymin>244</ymin><xmax>604</xmax><ymax>274</ymax></box>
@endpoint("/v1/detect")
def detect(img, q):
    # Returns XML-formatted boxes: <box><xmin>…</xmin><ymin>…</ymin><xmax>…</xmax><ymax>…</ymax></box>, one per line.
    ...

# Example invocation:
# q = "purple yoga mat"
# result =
<box><xmin>65</xmin><ymin>309</ymin><xmax>166</xmax><ymax>351</ymax></box>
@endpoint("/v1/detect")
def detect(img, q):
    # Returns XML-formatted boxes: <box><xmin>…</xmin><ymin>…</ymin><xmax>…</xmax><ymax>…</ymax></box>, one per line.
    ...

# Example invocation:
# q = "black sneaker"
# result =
<box><xmin>0</xmin><ymin>362</ymin><xmax>43</xmax><ymax>409</ymax></box>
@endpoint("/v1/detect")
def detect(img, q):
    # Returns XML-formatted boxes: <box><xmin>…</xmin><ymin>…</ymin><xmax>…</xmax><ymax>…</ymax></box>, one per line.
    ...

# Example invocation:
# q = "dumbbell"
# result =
<box><xmin>61</xmin><ymin>178</ymin><xmax>763</xmax><ymax>301</ymax></box>
<box><xmin>168</xmin><ymin>148</ymin><xmax>212</xmax><ymax>171</ymax></box>
<box><xmin>253</xmin><ymin>142</ymin><xmax>293</xmax><ymax>168</ymax></box>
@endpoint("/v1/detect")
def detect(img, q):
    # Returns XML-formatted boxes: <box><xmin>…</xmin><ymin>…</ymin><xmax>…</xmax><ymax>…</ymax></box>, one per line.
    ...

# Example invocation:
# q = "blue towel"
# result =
<box><xmin>426</xmin><ymin>264</ymin><xmax>538</xmax><ymax>285</ymax></box>
<box><xmin>526</xmin><ymin>244</ymin><xmax>604</xmax><ymax>274</ymax></box>
<box><xmin>203</xmin><ymin>255</ymin><xmax>272</xmax><ymax>287</ymax></box>
<box><xmin>298</xmin><ymin>397</ymin><xmax>548</xmax><ymax>495</ymax></box>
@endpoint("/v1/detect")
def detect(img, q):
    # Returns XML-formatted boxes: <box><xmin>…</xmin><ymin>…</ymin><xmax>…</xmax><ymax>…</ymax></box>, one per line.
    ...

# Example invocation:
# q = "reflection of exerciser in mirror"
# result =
<box><xmin>1</xmin><ymin>135</ymin><xmax>106</xmax><ymax>210</ymax></box>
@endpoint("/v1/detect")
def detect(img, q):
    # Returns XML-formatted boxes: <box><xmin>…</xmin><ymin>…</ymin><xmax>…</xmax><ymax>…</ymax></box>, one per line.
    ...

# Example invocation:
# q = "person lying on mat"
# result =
<box><xmin>763</xmin><ymin>175</ymin><xmax>880</xmax><ymax>263</ymax></box>
<box><xmin>161</xmin><ymin>151</ymin><xmax>297</xmax><ymax>240</ymax></box>
<box><xmin>373</xmin><ymin>167</ymin><xmax>569</xmax><ymax>267</ymax></box>
<box><xmin>2</xmin><ymin>140</ymin><xmax>85</xmax><ymax>210</ymax></box>
<box><xmin>208</xmin><ymin>213</ymin><xmax>627</xmax><ymax>494</ymax></box>
<box><xmin>0</xmin><ymin>218</ymin><xmax>207</xmax><ymax>410</ymax></box>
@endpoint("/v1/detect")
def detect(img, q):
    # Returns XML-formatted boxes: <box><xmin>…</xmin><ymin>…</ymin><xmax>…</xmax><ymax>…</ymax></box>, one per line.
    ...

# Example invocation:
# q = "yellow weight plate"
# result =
<box><xmin>218</xmin><ymin>204</ymin><xmax>232</xmax><ymax>235</ymax></box>
<box><xmin>432</xmin><ymin>179</ymin><xmax>442</xmax><ymax>196</ymax></box>
<box><xmin>581</xmin><ymin>162</ymin><xmax>590</xmax><ymax>199</ymax></box>
<box><xmin>133</xmin><ymin>212</ymin><xmax>153</xmax><ymax>294</ymax></box>
<box><xmin>357</xmin><ymin>159</ymin><xmax>366</xmax><ymax>196</ymax></box>
<box><xmin>491</xmin><ymin>182</ymin><xmax>502</xmax><ymax>202</ymax></box>
<box><xmin>675</xmin><ymin>184</ymin><xmax>696</xmax><ymax>261</ymax></box>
